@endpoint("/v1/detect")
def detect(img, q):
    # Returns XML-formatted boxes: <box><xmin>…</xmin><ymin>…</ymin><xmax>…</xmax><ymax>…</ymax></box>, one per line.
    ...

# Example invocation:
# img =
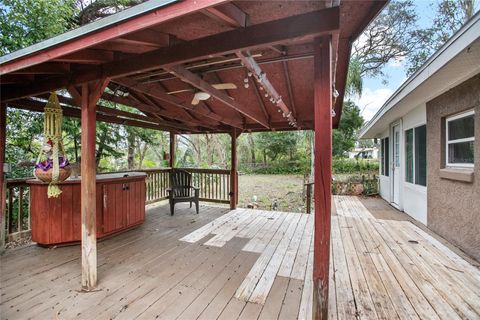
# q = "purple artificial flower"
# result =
<box><xmin>35</xmin><ymin>157</ymin><xmax>69</xmax><ymax>172</ymax></box>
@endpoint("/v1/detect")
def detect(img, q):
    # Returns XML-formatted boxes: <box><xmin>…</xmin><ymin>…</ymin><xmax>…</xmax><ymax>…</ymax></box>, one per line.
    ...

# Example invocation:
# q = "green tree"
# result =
<box><xmin>351</xmin><ymin>0</ymin><xmax>421</xmax><ymax>79</ymax></box>
<box><xmin>0</xmin><ymin>0</ymin><xmax>77</xmax><ymax>55</ymax></box>
<box><xmin>257</xmin><ymin>132</ymin><xmax>298</xmax><ymax>163</ymax></box>
<box><xmin>332</xmin><ymin>101</ymin><xmax>364</xmax><ymax>157</ymax></box>
<box><xmin>406</xmin><ymin>0</ymin><xmax>476</xmax><ymax>75</ymax></box>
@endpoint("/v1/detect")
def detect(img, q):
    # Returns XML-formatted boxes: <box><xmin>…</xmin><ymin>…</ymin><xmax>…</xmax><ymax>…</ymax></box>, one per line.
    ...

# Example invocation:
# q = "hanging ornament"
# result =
<box><xmin>34</xmin><ymin>92</ymin><xmax>71</xmax><ymax>198</ymax></box>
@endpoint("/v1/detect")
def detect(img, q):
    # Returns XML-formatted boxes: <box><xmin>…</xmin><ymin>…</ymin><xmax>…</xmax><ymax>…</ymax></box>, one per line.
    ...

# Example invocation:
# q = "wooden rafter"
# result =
<box><xmin>211</xmin><ymin>71</ymin><xmax>246</xmax><ymax>124</ymax></box>
<box><xmin>203</xmin><ymin>3</ymin><xmax>248</xmax><ymax>28</ymax></box>
<box><xmin>165</xmin><ymin>65</ymin><xmax>269</xmax><ymax>128</ymax></box>
<box><xmin>282</xmin><ymin>49</ymin><xmax>297</xmax><ymax>118</ymax></box>
<box><xmin>99</xmin><ymin>92</ymin><xmax>210</xmax><ymax>131</ymax></box>
<box><xmin>113</xmin><ymin>29</ymin><xmax>173</xmax><ymax>48</ymax></box>
<box><xmin>35</xmin><ymin>90</ymin><xmax>200</xmax><ymax>132</ymax></box>
<box><xmin>11</xmin><ymin>63</ymin><xmax>69</xmax><ymax>75</ymax></box>
<box><xmin>236</xmin><ymin>51</ymin><xmax>297</xmax><ymax>127</ymax></box>
<box><xmin>54</xmin><ymin>49</ymin><xmax>114</xmax><ymax>64</ymax></box>
<box><xmin>251</xmin><ymin>80</ymin><xmax>271</xmax><ymax>128</ymax></box>
<box><xmin>0</xmin><ymin>75</ymin><xmax>33</xmax><ymax>84</ymax></box>
<box><xmin>0</xmin><ymin>0</ymin><xmax>230</xmax><ymax>75</ymax></box>
<box><xmin>127</xmin><ymin>91</ymin><xmax>216</xmax><ymax>131</ymax></box>
<box><xmin>129</xmin><ymin>80</ymin><xmax>216</xmax><ymax>128</ymax></box>
<box><xmin>113</xmin><ymin>77</ymin><xmax>244</xmax><ymax>129</ymax></box>
<box><xmin>1</xmin><ymin>7</ymin><xmax>339</xmax><ymax>101</ymax></box>
<box><xmin>7</xmin><ymin>98</ymin><xmax>187</xmax><ymax>132</ymax></box>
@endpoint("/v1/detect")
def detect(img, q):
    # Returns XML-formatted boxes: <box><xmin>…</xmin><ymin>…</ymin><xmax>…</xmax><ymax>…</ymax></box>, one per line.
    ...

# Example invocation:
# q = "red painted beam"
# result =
<box><xmin>2</xmin><ymin>7</ymin><xmax>339</xmax><ymax>102</ymax></box>
<box><xmin>11</xmin><ymin>63</ymin><xmax>69</xmax><ymax>74</ymax></box>
<box><xmin>236</xmin><ymin>51</ymin><xmax>297</xmax><ymax>127</ymax></box>
<box><xmin>113</xmin><ymin>77</ymin><xmax>244</xmax><ymax>129</ymax></box>
<box><xmin>113</xmin><ymin>29</ymin><xmax>173</xmax><ymax>47</ymax></box>
<box><xmin>54</xmin><ymin>49</ymin><xmax>114</xmax><ymax>64</ymax></box>
<box><xmin>103</xmin><ymin>7</ymin><xmax>339</xmax><ymax>78</ymax></box>
<box><xmin>203</xmin><ymin>3</ymin><xmax>248</xmax><ymax>28</ymax></box>
<box><xmin>312</xmin><ymin>36</ymin><xmax>332</xmax><ymax>320</ymax></box>
<box><xmin>7</xmin><ymin>98</ymin><xmax>184</xmax><ymax>132</ymax></box>
<box><xmin>165</xmin><ymin>65</ymin><xmax>269</xmax><ymax>128</ymax></box>
<box><xmin>0</xmin><ymin>0</ymin><xmax>230</xmax><ymax>75</ymax></box>
<box><xmin>0</xmin><ymin>74</ymin><xmax>34</xmax><ymax>84</ymax></box>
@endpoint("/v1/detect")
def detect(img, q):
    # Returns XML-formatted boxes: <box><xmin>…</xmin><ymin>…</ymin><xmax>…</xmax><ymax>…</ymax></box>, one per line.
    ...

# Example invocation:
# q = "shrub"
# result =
<box><xmin>332</xmin><ymin>157</ymin><xmax>378</xmax><ymax>174</ymax></box>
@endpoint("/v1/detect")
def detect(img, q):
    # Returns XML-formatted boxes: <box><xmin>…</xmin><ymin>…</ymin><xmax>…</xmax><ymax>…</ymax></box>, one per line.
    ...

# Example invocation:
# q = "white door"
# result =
<box><xmin>392</xmin><ymin>124</ymin><xmax>401</xmax><ymax>205</ymax></box>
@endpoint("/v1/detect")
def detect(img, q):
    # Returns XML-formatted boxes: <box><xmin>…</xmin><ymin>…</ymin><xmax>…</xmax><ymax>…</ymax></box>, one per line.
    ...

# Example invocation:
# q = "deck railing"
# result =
<box><xmin>142</xmin><ymin>168</ymin><xmax>171</xmax><ymax>203</ymax></box>
<box><xmin>185</xmin><ymin>168</ymin><xmax>232</xmax><ymax>204</ymax></box>
<box><xmin>2</xmin><ymin>168</ymin><xmax>234</xmax><ymax>243</ymax></box>
<box><xmin>142</xmin><ymin>168</ymin><xmax>232</xmax><ymax>204</ymax></box>
<box><xmin>5</xmin><ymin>178</ymin><xmax>31</xmax><ymax>242</ymax></box>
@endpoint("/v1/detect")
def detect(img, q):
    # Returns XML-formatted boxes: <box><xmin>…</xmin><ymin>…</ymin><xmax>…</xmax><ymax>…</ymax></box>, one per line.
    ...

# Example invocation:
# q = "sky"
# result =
<box><xmin>351</xmin><ymin>0</ymin><xmax>478</xmax><ymax>122</ymax></box>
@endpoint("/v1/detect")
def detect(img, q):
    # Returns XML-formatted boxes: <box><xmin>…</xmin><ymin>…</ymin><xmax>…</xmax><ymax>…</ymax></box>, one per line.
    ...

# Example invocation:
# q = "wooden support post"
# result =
<box><xmin>229</xmin><ymin>128</ymin><xmax>240</xmax><ymax>210</ymax></box>
<box><xmin>80</xmin><ymin>78</ymin><xmax>109</xmax><ymax>291</ymax></box>
<box><xmin>0</xmin><ymin>104</ymin><xmax>6</xmax><ymax>250</ymax></box>
<box><xmin>312</xmin><ymin>36</ymin><xmax>332</xmax><ymax>320</ymax></box>
<box><xmin>169</xmin><ymin>132</ymin><xmax>175</xmax><ymax>168</ymax></box>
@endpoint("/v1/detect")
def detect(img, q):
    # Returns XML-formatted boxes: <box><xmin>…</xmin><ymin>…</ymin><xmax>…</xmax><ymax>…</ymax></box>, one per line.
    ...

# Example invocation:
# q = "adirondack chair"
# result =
<box><xmin>167</xmin><ymin>169</ymin><xmax>200</xmax><ymax>216</ymax></box>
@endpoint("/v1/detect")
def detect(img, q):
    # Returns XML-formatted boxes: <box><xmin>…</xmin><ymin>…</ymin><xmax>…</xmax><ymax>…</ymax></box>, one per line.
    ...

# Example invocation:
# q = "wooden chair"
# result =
<box><xmin>167</xmin><ymin>169</ymin><xmax>200</xmax><ymax>215</ymax></box>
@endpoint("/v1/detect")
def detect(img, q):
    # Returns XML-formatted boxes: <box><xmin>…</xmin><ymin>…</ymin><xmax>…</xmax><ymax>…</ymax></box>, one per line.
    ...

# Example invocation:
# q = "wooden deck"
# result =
<box><xmin>1</xmin><ymin>197</ymin><xmax>480</xmax><ymax>319</ymax></box>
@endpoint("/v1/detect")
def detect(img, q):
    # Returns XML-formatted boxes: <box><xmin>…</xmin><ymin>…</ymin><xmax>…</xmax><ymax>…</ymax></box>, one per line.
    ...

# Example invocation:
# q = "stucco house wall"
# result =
<box><xmin>426</xmin><ymin>74</ymin><xmax>480</xmax><ymax>262</ymax></box>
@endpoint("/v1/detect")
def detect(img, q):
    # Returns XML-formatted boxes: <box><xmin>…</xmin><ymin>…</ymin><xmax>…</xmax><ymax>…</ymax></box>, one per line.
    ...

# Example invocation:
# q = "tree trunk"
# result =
<box><xmin>137</xmin><ymin>141</ymin><xmax>148</xmax><ymax>169</ymax></box>
<box><xmin>73</xmin><ymin>133</ymin><xmax>79</xmax><ymax>163</ymax></box>
<box><xmin>127</xmin><ymin>133</ymin><xmax>136</xmax><ymax>170</ymax></box>
<box><xmin>96</xmin><ymin>129</ymin><xmax>108</xmax><ymax>168</ymax></box>
<box><xmin>248</xmin><ymin>133</ymin><xmax>256</xmax><ymax>165</ymax></box>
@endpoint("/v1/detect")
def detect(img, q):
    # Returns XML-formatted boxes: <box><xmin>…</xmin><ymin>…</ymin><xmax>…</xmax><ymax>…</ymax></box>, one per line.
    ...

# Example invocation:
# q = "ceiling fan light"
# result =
<box><xmin>195</xmin><ymin>92</ymin><xmax>211</xmax><ymax>100</ymax></box>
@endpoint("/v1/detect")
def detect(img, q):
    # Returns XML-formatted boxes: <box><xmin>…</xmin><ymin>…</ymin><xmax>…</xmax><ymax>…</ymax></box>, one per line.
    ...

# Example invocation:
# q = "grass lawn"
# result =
<box><xmin>238</xmin><ymin>174</ymin><xmax>306</xmax><ymax>213</ymax></box>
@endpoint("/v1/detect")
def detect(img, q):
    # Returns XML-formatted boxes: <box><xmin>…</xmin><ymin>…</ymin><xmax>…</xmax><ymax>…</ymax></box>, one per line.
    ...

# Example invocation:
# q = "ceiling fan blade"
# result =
<box><xmin>167</xmin><ymin>88</ymin><xmax>194</xmax><ymax>95</ymax></box>
<box><xmin>212</xmin><ymin>83</ymin><xmax>237</xmax><ymax>90</ymax></box>
<box><xmin>191</xmin><ymin>96</ymin><xmax>200</xmax><ymax>105</ymax></box>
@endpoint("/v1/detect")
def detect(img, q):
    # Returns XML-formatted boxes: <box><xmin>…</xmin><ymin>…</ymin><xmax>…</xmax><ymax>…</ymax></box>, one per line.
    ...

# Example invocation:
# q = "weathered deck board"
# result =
<box><xmin>2</xmin><ymin>197</ymin><xmax>479</xmax><ymax>320</ymax></box>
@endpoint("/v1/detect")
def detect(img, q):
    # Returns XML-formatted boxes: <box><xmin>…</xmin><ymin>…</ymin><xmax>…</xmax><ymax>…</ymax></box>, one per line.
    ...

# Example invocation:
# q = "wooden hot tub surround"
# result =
<box><xmin>28</xmin><ymin>172</ymin><xmax>146</xmax><ymax>246</ymax></box>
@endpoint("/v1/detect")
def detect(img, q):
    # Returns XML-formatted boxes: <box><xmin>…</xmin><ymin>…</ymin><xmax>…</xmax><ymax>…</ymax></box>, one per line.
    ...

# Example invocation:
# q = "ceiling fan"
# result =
<box><xmin>167</xmin><ymin>83</ymin><xmax>237</xmax><ymax>105</ymax></box>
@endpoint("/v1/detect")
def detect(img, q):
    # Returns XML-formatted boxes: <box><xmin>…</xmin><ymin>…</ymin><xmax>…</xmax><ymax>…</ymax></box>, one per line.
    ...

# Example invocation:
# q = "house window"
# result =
<box><xmin>446</xmin><ymin>110</ymin><xmax>475</xmax><ymax>168</ymax></box>
<box><xmin>406</xmin><ymin>125</ymin><xmax>427</xmax><ymax>186</ymax></box>
<box><xmin>405</xmin><ymin>129</ymin><xmax>414</xmax><ymax>183</ymax></box>
<box><xmin>380</xmin><ymin>137</ymin><xmax>389</xmax><ymax>176</ymax></box>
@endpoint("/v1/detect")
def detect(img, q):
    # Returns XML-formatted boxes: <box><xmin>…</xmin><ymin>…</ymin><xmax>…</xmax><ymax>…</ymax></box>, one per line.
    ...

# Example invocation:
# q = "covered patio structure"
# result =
<box><xmin>0</xmin><ymin>1</ymin><xmax>386</xmax><ymax>318</ymax></box>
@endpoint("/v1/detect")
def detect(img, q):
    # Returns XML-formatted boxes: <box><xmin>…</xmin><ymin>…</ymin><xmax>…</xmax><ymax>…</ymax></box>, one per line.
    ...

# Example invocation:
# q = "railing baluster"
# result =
<box><xmin>18</xmin><ymin>187</ymin><xmax>23</xmax><ymax>233</ymax></box>
<box><xmin>138</xmin><ymin>168</ymin><xmax>232</xmax><ymax>205</ymax></box>
<box><xmin>8</xmin><ymin>187</ymin><xmax>13</xmax><ymax>234</ymax></box>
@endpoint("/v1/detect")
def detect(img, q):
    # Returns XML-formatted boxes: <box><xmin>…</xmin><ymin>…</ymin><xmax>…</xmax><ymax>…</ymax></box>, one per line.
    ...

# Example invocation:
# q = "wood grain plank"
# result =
<box><xmin>249</xmin><ymin>213</ymin><xmax>302</xmax><ymax>304</ymax></box>
<box><xmin>291</xmin><ymin>214</ymin><xmax>314</xmax><ymax>280</ymax></box>
<box><xmin>278</xmin><ymin>214</ymin><xmax>309</xmax><ymax>277</ymax></box>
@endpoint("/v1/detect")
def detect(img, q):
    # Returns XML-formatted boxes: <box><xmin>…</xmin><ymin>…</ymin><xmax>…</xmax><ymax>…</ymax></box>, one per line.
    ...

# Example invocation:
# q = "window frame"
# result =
<box><xmin>404</xmin><ymin>124</ymin><xmax>427</xmax><ymax>187</ymax></box>
<box><xmin>380</xmin><ymin>137</ymin><xmax>390</xmax><ymax>177</ymax></box>
<box><xmin>445</xmin><ymin>110</ymin><xmax>475</xmax><ymax>168</ymax></box>
<box><xmin>405</xmin><ymin>128</ymin><xmax>414</xmax><ymax>183</ymax></box>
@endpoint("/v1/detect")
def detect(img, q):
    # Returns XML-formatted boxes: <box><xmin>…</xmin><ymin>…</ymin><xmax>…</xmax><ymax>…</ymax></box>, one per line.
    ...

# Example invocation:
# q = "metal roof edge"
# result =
<box><xmin>358</xmin><ymin>10</ymin><xmax>480</xmax><ymax>139</ymax></box>
<box><xmin>0</xmin><ymin>0</ymin><xmax>178</xmax><ymax>65</ymax></box>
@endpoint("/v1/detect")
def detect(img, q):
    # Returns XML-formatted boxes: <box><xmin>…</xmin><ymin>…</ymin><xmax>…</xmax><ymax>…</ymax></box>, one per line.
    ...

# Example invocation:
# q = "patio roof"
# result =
<box><xmin>0</xmin><ymin>0</ymin><xmax>386</xmax><ymax>133</ymax></box>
